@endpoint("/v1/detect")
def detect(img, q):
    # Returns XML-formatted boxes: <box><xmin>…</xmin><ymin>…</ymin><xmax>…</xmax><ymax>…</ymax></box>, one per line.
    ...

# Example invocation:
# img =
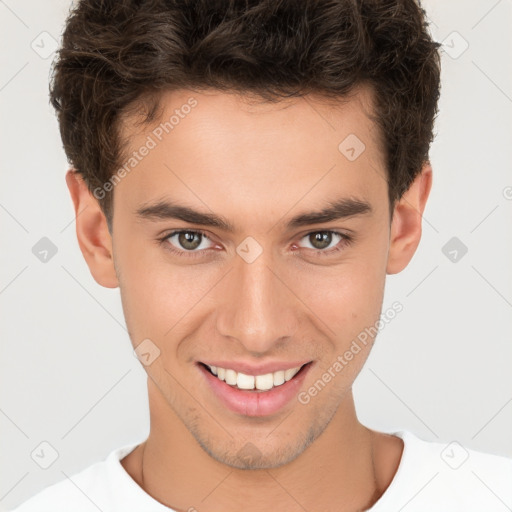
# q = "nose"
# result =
<box><xmin>215</xmin><ymin>246</ymin><xmax>299</xmax><ymax>354</ymax></box>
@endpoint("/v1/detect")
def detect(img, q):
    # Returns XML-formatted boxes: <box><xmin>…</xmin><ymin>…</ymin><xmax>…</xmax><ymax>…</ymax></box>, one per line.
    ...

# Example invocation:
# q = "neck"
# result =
<box><xmin>125</xmin><ymin>382</ymin><xmax>385</xmax><ymax>512</ymax></box>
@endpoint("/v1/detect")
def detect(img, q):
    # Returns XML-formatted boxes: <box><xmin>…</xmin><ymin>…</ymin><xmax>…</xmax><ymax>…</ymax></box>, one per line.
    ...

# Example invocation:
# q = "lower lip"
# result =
<box><xmin>198</xmin><ymin>362</ymin><xmax>313</xmax><ymax>417</ymax></box>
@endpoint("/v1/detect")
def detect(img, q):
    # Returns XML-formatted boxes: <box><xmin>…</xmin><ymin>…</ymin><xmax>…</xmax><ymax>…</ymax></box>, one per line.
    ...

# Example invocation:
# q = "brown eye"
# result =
<box><xmin>163</xmin><ymin>230</ymin><xmax>214</xmax><ymax>255</ymax></box>
<box><xmin>308</xmin><ymin>231</ymin><xmax>333</xmax><ymax>250</ymax></box>
<box><xmin>297</xmin><ymin>230</ymin><xmax>352</xmax><ymax>257</ymax></box>
<box><xmin>176</xmin><ymin>231</ymin><xmax>203</xmax><ymax>250</ymax></box>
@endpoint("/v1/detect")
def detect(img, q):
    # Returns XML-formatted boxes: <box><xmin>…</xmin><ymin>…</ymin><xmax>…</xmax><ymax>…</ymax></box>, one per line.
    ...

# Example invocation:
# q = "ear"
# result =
<box><xmin>386</xmin><ymin>162</ymin><xmax>433</xmax><ymax>275</ymax></box>
<box><xmin>65</xmin><ymin>169</ymin><xmax>119</xmax><ymax>288</ymax></box>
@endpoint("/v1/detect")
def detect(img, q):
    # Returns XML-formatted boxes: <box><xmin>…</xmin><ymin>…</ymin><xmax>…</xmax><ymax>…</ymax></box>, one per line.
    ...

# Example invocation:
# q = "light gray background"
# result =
<box><xmin>1</xmin><ymin>0</ymin><xmax>511</xmax><ymax>509</ymax></box>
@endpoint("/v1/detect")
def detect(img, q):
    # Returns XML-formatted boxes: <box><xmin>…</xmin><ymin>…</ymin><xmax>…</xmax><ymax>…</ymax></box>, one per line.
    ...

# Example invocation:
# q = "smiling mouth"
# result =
<box><xmin>198</xmin><ymin>361</ymin><xmax>312</xmax><ymax>392</ymax></box>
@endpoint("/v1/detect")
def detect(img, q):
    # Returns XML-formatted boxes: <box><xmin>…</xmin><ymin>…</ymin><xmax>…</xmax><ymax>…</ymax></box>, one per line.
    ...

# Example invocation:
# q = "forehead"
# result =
<box><xmin>113</xmin><ymin>86</ymin><xmax>388</xmax><ymax>229</ymax></box>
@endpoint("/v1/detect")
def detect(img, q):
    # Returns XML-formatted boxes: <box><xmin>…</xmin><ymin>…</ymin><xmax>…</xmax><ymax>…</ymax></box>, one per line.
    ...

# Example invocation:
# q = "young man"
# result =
<box><xmin>11</xmin><ymin>0</ymin><xmax>512</xmax><ymax>511</ymax></box>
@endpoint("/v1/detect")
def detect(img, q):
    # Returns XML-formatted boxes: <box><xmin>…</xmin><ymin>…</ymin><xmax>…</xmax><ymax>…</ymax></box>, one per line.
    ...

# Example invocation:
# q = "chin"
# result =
<box><xmin>194</xmin><ymin>427</ymin><xmax>317</xmax><ymax>470</ymax></box>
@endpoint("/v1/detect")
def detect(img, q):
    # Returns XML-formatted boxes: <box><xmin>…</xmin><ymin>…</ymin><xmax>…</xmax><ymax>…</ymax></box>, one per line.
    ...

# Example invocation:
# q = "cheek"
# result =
<box><xmin>304</xmin><ymin>270</ymin><xmax>385</xmax><ymax>344</ymax></box>
<box><xmin>296</xmin><ymin>249</ymin><xmax>387</xmax><ymax>342</ymax></box>
<box><xmin>116</xmin><ymin>241</ymin><xmax>218</xmax><ymax>342</ymax></box>
<box><xmin>115</xmin><ymin>237</ymin><xmax>173</xmax><ymax>340</ymax></box>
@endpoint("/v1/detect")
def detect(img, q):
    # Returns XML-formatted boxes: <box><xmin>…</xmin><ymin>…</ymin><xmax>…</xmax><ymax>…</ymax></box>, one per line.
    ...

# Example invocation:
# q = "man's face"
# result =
<box><xmin>112</xmin><ymin>87</ymin><xmax>391</xmax><ymax>469</ymax></box>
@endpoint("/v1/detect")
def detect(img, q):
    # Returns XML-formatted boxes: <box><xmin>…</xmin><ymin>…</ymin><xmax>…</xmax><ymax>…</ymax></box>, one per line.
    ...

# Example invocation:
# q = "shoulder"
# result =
<box><xmin>7</xmin><ymin>442</ymin><xmax>140</xmax><ymax>512</ymax></box>
<box><xmin>372</xmin><ymin>429</ymin><xmax>512</xmax><ymax>511</ymax></box>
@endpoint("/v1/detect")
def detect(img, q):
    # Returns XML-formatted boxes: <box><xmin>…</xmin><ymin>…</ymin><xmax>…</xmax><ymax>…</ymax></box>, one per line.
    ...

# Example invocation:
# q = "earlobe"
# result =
<box><xmin>65</xmin><ymin>169</ymin><xmax>119</xmax><ymax>288</ymax></box>
<box><xmin>386</xmin><ymin>163</ymin><xmax>433</xmax><ymax>275</ymax></box>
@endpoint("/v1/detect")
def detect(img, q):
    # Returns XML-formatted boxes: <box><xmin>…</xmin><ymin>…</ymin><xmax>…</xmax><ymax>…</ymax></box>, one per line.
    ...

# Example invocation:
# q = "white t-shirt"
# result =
<box><xmin>9</xmin><ymin>429</ymin><xmax>512</xmax><ymax>511</ymax></box>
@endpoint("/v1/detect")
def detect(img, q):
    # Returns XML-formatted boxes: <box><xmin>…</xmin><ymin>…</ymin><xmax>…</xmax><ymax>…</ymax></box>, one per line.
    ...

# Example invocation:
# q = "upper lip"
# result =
<box><xmin>199</xmin><ymin>360</ymin><xmax>312</xmax><ymax>376</ymax></box>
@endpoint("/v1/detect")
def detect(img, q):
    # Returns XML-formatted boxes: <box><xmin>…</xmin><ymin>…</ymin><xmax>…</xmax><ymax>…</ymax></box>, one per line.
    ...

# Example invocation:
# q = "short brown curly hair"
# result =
<box><xmin>49</xmin><ymin>0</ymin><xmax>441</xmax><ymax>231</ymax></box>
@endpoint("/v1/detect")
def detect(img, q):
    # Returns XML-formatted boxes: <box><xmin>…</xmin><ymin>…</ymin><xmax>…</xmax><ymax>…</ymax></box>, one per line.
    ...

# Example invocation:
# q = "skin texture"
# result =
<box><xmin>66</xmin><ymin>85</ymin><xmax>432</xmax><ymax>512</ymax></box>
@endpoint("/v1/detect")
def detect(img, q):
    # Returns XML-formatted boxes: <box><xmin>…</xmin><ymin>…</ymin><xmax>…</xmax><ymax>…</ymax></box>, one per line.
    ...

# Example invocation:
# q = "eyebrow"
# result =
<box><xmin>135</xmin><ymin>197</ymin><xmax>372</xmax><ymax>232</ymax></box>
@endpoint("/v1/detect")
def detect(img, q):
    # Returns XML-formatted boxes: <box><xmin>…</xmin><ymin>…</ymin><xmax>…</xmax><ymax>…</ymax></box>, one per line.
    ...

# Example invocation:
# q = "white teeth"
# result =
<box><xmin>225</xmin><ymin>369</ymin><xmax>237</xmax><ymax>385</ymax></box>
<box><xmin>255</xmin><ymin>373</ymin><xmax>274</xmax><ymax>390</ymax></box>
<box><xmin>205</xmin><ymin>364</ymin><xmax>304</xmax><ymax>391</ymax></box>
<box><xmin>284</xmin><ymin>367</ymin><xmax>300</xmax><ymax>381</ymax></box>
<box><xmin>273</xmin><ymin>370</ymin><xmax>285</xmax><ymax>386</ymax></box>
<box><xmin>237</xmin><ymin>372</ymin><xmax>255</xmax><ymax>390</ymax></box>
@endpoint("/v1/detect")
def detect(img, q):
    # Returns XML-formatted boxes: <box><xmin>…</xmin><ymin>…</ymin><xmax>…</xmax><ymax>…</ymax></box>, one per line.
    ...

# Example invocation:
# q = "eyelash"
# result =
<box><xmin>157</xmin><ymin>229</ymin><xmax>353</xmax><ymax>259</ymax></box>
